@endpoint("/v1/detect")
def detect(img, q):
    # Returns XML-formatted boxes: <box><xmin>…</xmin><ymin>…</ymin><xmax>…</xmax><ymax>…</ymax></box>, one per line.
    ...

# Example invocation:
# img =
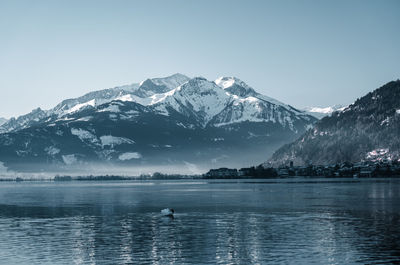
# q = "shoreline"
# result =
<box><xmin>0</xmin><ymin>176</ymin><xmax>399</xmax><ymax>183</ymax></box>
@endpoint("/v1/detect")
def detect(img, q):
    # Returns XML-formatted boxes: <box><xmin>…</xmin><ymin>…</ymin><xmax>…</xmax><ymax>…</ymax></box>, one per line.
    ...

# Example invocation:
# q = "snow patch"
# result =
<box><xmin>380</xmin><ymin>117</ymin><xmax>390</xmax><ymax>126</ymax></box>
<box><xmin>215</xmin><ymin>77</ymin><xmax>235</xmax><ymax>89</ymax></box>
<box><xmin>71</xmin><ymin>128</ymin><xmax>98</xmax><ymax>143</ymax></box>
<box><xmin>96</xmin><ymin>150</ymin><xmax>115</xmax><ymax>160</ymax></box>
<box><xmin>56</xmin><ymin>117</ymin><xmax>75</xmax><ymax>122</ymax></box>
<box><xmin>126</xmin><ymin>110</ymin><xmax>140</xmax><ymax>115</ymax></box>
<box><xmin>308</xmin><ymin>107</ymin><xmax>335</xmax><ymax>114</ymax></box>
<box><xmin>62</xmin><ymin>154</ymin><xmax>78</xmax><ymax>165</ymax></box>
<box><xmin>75</xmin><ymin>116</ymin><xmax>92</xmax><ymax>122</ymax></box>
<box><xmin>118</xmin><ymin>152</ymin><xmax>142</xmax><ymax>160</ymax></box>
<box><xmin>67</xmin><ymin>99</ymin><xmax>95</xmax><ymax>114</ymax></box>
<box><xmin>100</xmin><ymin>135</ymin><xmax>135</xmax><ymax>147</ymax></box>
<box><xmin>115</xmin><ymin>94</ymin><xmax>152</xmax><ymax>105</ymax></box>
<box><xmin>240</xmin><ymin>96</ymin><xmax>258</xmax><ymax>103</ymax></box>
<box><xmin>99</xmin><ymin>105</ymin><xmax>120</xmax><ymax>113</ymax></box>
<box><xmin>16</xmin><ymin>150</ymin><xmax>29</xmax><ymax>156</ymax></box>
<box><xmin>303</xmin><ymin>105</ymin><xmax>345</xmax><ymax>119</ymax></box>
<box><xmin>45</xmin><ymin>146</ymin><xmax>60</xmax><ymax>155</ymax></box>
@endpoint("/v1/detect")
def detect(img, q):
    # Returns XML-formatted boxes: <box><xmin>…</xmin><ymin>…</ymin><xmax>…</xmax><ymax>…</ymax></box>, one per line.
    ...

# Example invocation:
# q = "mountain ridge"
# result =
<box><xmin>0</xmin><ymin>73</ymin><xmax>317</xmax><ymax>173</ymax></box>
<box><xmin>266</xmin><ymin>80</ymin><xmax>400</xmax><ymax>167</ymax></box>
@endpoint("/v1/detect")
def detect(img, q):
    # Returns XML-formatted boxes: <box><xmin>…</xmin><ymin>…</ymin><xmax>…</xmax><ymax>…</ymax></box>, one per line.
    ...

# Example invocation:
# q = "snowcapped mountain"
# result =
<box><xmin>215</xmin><ymin>77</ymin><xmax>303</xmax><ymax>113</ymax></box>
<box><xmin>302</xmin><ymin>105</ymin><xmax>345</xmax><ymax>119</ymax></box>
<box><xmin>0</xmin><ymin>108</ymin><xmax>48</xmax><ymax>133</ymax></box>
<box><xmin>0</xmin><ymin>73</ymin><xmax>191</xmax><ymax>133</ymax></box>
<box><xmin>266</xmin><ymin>80</ymin><xmax>400</xmax><ymax>166</ymax></box>
<box><xmin>0</xmin><ymin>73</ymin><xmax>316</xmax><ymax>173</ymax></box>
<box><xmin>50</xmin><ymin>73</ymin><xmax>191</xmax><ymax>117</ymax></box>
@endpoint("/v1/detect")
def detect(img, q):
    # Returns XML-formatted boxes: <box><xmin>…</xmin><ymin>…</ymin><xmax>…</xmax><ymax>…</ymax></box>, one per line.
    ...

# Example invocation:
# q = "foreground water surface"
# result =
<box><xmin>0</xmin><ymin>178</ymin><xmax>399</xmax><ymax>264</ymax></box>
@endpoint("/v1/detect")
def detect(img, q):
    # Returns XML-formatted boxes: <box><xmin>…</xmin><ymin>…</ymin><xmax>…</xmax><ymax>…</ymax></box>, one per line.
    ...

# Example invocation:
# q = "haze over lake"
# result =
<box><xmin>0</xmin><ymin>179</ymin><xmax>399</xmax><ymax>264</ymax></box>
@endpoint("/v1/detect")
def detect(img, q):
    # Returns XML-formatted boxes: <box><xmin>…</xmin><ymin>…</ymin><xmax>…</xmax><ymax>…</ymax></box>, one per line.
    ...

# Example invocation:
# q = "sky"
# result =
<box><xmin>0</xmin><ymin>0</ymin><xmax>399</xmax><ymax>119</ymax></box>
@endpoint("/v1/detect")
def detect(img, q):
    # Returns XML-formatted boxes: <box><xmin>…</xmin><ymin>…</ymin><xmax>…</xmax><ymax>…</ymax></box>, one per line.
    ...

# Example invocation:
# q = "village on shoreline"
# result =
<box><xmin>0</xmin><ymin>159</ymin><xmax>399</xmax><ymax>182</ymax></box>
<box><xmin>204</xmin><ymin>160</ymin><xmax>400</xmax><ymax>179</ymax></box>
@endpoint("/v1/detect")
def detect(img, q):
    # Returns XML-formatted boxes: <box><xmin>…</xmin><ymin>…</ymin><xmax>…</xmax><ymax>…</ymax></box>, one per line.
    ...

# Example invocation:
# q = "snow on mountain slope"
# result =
<box><xmin>147</xmin><ymin>77</ymin><xmax>315</xmax><ymax>130</ymax></box>
<box><xmin>100</xmin><ymin>135</ymin><xmax>135</xmax><ymax>148</ymax></box>
<box><xmin>0</xmin><ymin>74</ymin><xmax>319</xmax><ymax>172</ymax></box>
<box><xmin>154</xmin><ymin>77</ymin><xmax>233</xmax><ymax>125</ymax></box>
<box><xmin>150</xmin><ymin>73</ymin><xmax>190</xmax><ymax>91</ymax></box>
<box><xmin>215</xmin><ymin>76</ymin><xmax>304</xmax><ymax>115</ymax></box>
<box><xmin>52</xmin><ymin>84</ymin><xmax>140</xmax><ymax>116</ymax></box>
<box><xmin>0</xmin><ymin>74</ymin><xmax>316</xmax><ymax>135</ymax></box>
<box><xmin>54</xmin><ymin>74</ymin><xmax>190</xmax><ymax>115</ymax></box>
<box><xmin>211</xmin><ymin>96</ymin><xmax>301</xmax><ymax>130</ymax></box>
<box><xmin>302</xmin><ymin>105</ymin><xmax>345</xmax><ymax>119</ymax></box>
<box><xmin>0</xmin><ymin>74</ymin><xmax>190</xmax><ymax>133</ymax></box>
<box><xmin>215</xmin><ymin>76</ymin><xmax>255</xmax><ymax>93</ymax></box>
<box><xmin>67</xmin><ymin>99</ymin><xmax>96</xmax><ymax>114</ymax></box>
<box><xmin>135</xmin><ymin>73</ymin><xmax>190</xmax><ymax>97</ymax></box>
<box><xmin>0</xmin><ymin>108</ymin><xmax>48</xmax><ymax>133</ymax></box>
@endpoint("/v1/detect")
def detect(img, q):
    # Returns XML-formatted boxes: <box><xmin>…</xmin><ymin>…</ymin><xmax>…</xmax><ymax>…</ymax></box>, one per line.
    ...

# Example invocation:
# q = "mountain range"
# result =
<box><xmin>266</xmin><ymin>80</ymin><xmax>400</xmax><ymax>167</ymax></box>
<box><xmin>0</xmin><ymin>74</ymin><xmax>316</xmax><ymax>173</ymax></box>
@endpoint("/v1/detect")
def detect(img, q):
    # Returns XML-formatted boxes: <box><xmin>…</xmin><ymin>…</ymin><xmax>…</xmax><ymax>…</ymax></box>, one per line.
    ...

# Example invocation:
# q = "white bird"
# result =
<box><xmin>161</xmin><ymin>208</ymin><xmax>175</xmax><ymax>217</ymax></box>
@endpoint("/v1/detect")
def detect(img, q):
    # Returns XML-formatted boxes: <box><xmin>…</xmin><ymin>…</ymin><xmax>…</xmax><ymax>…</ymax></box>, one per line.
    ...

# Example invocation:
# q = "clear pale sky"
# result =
<box><xmin>0</xmin><ymin>0</ymin><xmax>399</xmax><ymax>118</ymax></box>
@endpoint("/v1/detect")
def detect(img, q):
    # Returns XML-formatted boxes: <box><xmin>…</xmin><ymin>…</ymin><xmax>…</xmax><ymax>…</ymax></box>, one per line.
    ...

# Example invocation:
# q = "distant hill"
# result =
<box><xmin>266</xmin><ymin>80</ymin><xmax>400</xmax><ymax>166</ymax></box>
<box><xmin>302</xmin><ymin>105</ymin><xmax>345</xmax><ymax>119</ymax></box>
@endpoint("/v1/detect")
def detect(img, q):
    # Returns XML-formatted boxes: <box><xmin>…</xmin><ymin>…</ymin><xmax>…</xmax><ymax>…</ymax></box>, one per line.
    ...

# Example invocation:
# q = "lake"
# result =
<box><xmin>0</xmin><ymin>178</ymin><xmax>399</xmax><ymax>264</ymax></box>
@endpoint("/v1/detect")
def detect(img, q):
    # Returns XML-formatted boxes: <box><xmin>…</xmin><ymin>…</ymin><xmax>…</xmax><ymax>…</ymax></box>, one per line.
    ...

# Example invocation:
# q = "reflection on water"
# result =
<box><xmin>0</xmin><ymin>179</ymin><xmax>399</xmax><ymax>264</ymax></box>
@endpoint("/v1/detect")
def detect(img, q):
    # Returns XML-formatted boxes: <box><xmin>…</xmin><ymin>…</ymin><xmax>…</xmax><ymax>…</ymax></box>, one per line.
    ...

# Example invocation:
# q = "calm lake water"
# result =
<box><xmin>0</xmin><ymin>178</ymin><xmax>399</xmax><ymax>264</ymax></box>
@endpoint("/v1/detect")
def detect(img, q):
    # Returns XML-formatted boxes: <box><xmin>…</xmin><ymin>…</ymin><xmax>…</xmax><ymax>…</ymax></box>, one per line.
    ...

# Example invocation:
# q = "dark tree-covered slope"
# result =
<box><xmin>267</xmin><ymin>80</ymin><xmax>400</xmax><ymax>166</ymax></box>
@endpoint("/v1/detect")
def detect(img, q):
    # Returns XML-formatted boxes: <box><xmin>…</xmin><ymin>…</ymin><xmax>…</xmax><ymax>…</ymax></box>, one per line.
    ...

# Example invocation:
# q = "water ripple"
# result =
<box><xmin>0</xmin><ymin>179</ymin><xmax>398</xmax><ymax>264</ymax></box>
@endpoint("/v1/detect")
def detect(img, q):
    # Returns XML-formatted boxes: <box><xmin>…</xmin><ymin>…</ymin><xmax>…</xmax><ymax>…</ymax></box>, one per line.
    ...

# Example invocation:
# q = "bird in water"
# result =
<box><xmin>161</xmin><ymin>208</ymin><xmax>175</xmax><ymax>217</ymax></box>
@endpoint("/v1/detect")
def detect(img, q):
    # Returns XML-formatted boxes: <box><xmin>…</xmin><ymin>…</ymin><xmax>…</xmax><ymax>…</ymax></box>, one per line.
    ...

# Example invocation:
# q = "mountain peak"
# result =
<box><xmin>149</xmin><ymin>73</ymin><xmax>190</xmax><ymax>90</ymax></box>
<box><xmin>169</xmin><ymin>73</ymin><xmax>190</xmax><ymax>79</ymax></box>
<box><xmin>178</xmin><ymin>77</ymin><xmax>222</xmax><ymax>95</ymax></box>
<box><xmin>215</xmin><ymin>76</ymin><xmax>256</xmax><ymax>97</ymax></box>
<box><xmin>0</xmin><ymin>73</ymin><xmax>314</xmax><ymax>135</ymax></box>
<box><xmin>136</xmin><ymin>74</ymin><xmax>191</xmax><ymax>97</ymax></box>
<box><xmin>215</xmin><ymin>76</ymin><xmax>250</xmax><ymax>89</ymax></box>
<box><xmin>139</xmin><ymin>78</ymin><xmax>159</xmax><ymax>89</ymax></box>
